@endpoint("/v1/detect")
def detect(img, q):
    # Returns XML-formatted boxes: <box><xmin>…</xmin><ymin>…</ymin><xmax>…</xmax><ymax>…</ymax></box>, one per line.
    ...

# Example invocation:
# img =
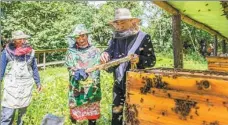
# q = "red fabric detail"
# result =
<box><xmin>15</xmin><ymin>47</ymin><xmax>32</xmax><ymax>56</ymax></box>
<box><xmin>78</xmin><ymin>61</ymin><xmax>89</xmax><ymax>68</ymax></box>
<box><xmin>70</xmin><ymin>110</ymin><xmax>100</xmax><ymax>120</ymax></box>
<box><xmin>70</xmin><ymin>102</ymin><xmax>100</xmax><ymax>121</ymax></box>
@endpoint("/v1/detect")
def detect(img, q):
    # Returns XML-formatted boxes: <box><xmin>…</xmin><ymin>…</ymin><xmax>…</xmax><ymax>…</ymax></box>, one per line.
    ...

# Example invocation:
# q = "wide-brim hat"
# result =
<box><xmin>109</xmin><ymin>8</ymin><xmax>141</xmax><ymax>25</ymax></box>
<box><xmin>68</xmin><ymin>24</ymin><xmax>90</xmax><ymax>38</ymax></box>
<box><xmin>12</xmin><ymin>30</ymin><xmax>30</xmax><ymax>40</ymax></box>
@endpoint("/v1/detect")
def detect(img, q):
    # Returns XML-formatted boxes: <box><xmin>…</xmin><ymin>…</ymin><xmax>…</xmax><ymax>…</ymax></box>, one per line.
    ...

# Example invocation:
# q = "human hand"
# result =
<box><xmin>37</xmin><ymin>84</ymin><xmax>42</xmax><ymax>92</ymax></box>
<box><xmin>131</xmin><ymin>54</ymin><xmax>139</xmax><ymax>64</ymax></box>
<box><xmin>74</xmin><ymin>69</ymin><xmax>88</xmax><ymax>81</ymax></box>
<box><xmin>100</xmin><ymin>52</ymin><xmax>110</xmax><ymax>64</ymax></box>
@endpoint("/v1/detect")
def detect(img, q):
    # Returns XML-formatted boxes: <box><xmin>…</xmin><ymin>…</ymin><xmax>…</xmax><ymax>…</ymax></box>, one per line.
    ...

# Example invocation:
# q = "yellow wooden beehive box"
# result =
<box><xmin>126</xmin><ymin>68</ymin><xmax>228</xmax><ymax>125</ymax></box>
<box><xmin>206</xmin><ymin>56</ymin><xmax>228</xmax><ymax>72</ymax></box>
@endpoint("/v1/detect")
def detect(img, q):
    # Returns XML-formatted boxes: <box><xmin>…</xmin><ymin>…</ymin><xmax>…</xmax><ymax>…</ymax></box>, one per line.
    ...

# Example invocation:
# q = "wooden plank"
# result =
<box><xmin>129</xmin><ymin>88</ymin><xmax>228</xmax><ymax>107</ymax></box>
<box><xmin>206</xmin><ymin>56</ymin><xmax>228</xmax><ymax>71</ymax></box>
<box><xmin>126</xmin><ymin>71</ymin><xmax>228</xmax><ymax>97</ymax></box>
<box><xmin>206</xmin><ymin>57</ymin><xmax>228</xmax><ymax>63</ymax></box>
<box><xmin>35</xmin><ymin>46</ymin><xmax>107</xmax><ymax>54</ymax></box>
<box><xmin>208</xmin><ymin>62</ymin><xmax>228</xmax><ymax>65</ymax></box>
<box><xmin>208</xmin><ymin>63</ymin><xmax>228</xmax><ymax>68</ymax></box>
<box><xmin>35</xmin><ymin>48</ymin><xmax>67</xmax><ymax>54</ymax></box>
<box><xmin>37</xmin><ymin>54</ymin><xmax>40</xmax><ymax>64</ymax></box>
<box><xmin>86</xmin><ymin>54</ymin><xmax>134</xmax><ymax>73</ymax></box>
<box><xmin>43</xmin><ymin>52</ymin><xmax>46</xmax><ymax>70</ymax></box>
<box><xmin>126</xmin><ymin>91</ymin><xmax>228</xmax><ymax>125</ymax></box>
<box><xmin>37</xmin><ymin>61</ymin><xmax>65</xmax><ymax>67</ymax></box>
<box><xmin>134</xmin><ymin>69</ymin><xmax>228</xmax><ymax>80</ymax></box>
<box><xmin>208</xmin><ymin>64</ymin><xmax>228</xmax><ymax>68</ymax></box>
<box><xmin>152</xmin><ymin>1</ymin><xmax>228</xmax><ymax>42</ymax></box>
<box><xmin>214</xmin><ymin>35</ymin><xmax>218</xmax><ymax>56</ymax></box>
<box><xmin>172</xmin><ymin>13</ymin><xmax>183</xmax><ymax>68</ymax></box>
<box><xmin>208</xmin><ymin>67</ymin><xmax>228</xmax><ymax>72</ymax></box>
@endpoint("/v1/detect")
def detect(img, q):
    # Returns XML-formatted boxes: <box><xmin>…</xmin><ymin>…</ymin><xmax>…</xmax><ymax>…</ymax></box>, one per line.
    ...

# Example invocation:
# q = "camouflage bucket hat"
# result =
<box><xmin>68</xmin><ymin>24</ymin><xmax>90</xmax><ymax>38</ymax></box>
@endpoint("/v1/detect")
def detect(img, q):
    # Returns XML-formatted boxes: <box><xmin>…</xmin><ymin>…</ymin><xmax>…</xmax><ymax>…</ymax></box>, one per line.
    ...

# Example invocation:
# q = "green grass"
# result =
<box><xmin>22</xmin><ymin>53</ymin><xmax>208</xmax><ymax>125</ymax></box>
<box><xmin>155</xmin><ymin>52</ymin><xmax>208</xmax><ymax>70</ymax></box>
<box><xmin>23</xmin><ymin>68</ymin><xmax>113</xmax><ymax>125</ymax></box>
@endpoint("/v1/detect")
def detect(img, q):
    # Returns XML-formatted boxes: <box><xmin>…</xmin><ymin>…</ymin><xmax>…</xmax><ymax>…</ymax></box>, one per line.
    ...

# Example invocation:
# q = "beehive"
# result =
<box><xmin>126</xmin><ymin>68</ymin><xmax>228</xmax><ymax>125</ymax></box>
<box><xmin>206</xmin><ymin>56</ymin><xmax>228</xmax><ymax>72</ymax></box>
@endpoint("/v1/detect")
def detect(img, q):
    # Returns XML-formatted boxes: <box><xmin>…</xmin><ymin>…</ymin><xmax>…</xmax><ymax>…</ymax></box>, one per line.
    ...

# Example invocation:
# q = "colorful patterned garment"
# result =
<box><xmin>65</xmin><ymin>45</ymin><xmax>101</xmax><ymax>121</ymax></box>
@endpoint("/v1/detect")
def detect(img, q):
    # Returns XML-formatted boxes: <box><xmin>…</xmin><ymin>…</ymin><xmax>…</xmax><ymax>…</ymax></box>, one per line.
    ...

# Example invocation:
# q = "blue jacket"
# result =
<box><xmin>0</xmin><ymin>50</ymin><xmax>41</xmax><ymax>85</ymax></box>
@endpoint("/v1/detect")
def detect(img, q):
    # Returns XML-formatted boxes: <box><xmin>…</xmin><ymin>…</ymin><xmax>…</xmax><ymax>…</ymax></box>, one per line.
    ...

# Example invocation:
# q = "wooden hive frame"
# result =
<box><xmin>126</xmin><ymin>68</ymin><xmax>228</xmax><ymax>125</ymax></box>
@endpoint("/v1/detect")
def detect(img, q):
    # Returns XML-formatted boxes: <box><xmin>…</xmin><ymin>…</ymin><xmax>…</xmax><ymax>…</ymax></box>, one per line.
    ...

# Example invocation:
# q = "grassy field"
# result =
<box><xmin>21</xmin><ymin>53</ymin><xmax>208</xmax><ymax>125</ymax></box>
<box><xmin>23</xmin><ymin>68</ymin><xmax>113</xmax><ymax>125</ymax></box>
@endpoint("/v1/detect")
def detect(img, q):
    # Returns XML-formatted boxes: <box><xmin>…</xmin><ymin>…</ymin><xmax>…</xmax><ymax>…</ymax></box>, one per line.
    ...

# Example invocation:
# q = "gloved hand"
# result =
<box><xmin>73</xmin><ymin>69</ymin><xmax>88</xmax><ymax>81</ymax></box>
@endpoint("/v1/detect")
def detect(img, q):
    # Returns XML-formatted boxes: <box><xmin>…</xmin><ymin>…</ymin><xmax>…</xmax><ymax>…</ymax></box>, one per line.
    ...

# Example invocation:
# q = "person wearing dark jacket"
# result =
<box><xmin>100</xmin><ymin>8</ymin><xmax>156</xmax><ymax>125</ymax></box>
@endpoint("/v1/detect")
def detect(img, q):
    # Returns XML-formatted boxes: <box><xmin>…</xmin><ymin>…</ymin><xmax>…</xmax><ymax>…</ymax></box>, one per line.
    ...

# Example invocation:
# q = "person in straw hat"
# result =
<box><xmin>100</xmin><ymin>8</ymin><xmax>156</xmax><ymax>125</ymax></box>
<box><xmin>65</xmin><ymin>24</ymin><xmax>101</xmax><ymax>125</ymax></box>
<box><xmin>0</xmin><ymin>30</ymin><xmax>41</xmax><ymax>125</ymax></box>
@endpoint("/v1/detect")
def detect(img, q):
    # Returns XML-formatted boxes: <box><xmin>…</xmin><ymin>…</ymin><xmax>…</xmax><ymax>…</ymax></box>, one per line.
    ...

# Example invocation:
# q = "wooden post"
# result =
<box><xmin>214</xmin><ymin>35</ymin><xmax>218</xmax><ymax>56</ymax></box>
<box><xmin>172</xmin><ymin>13</ymin><xmax>183</xmax><ymax>68</ymax></box>
<box><xmin>37</xmin><ymin>53</ymin><xmax>40</xmax><ymax>64</ymax></box>
<box><xmin>222</xmin><ymin>39</ymin><xmax>226</xmax><ymax>54</ymax></box>
<box><xmin>43</xmin><ymin>52</ymin><xmax>46</xmax><ymax>70</ymax></box>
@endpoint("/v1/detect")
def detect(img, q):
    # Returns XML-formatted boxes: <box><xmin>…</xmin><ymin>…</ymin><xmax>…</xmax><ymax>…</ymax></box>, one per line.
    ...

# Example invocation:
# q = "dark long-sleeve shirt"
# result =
<box><xmin>104</xmin><ymin>31</ymin><xmax>156</xmax><ymax>90</ymax></box>
<box><xmin>0</xmin><ymin>50</ymin><xmax>40</xmax><ymax>85</ymax></box>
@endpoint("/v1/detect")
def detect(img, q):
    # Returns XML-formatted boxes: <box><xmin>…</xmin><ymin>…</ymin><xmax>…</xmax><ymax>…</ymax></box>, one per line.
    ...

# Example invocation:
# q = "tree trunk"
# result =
<box><xmin>172</xmin><ymin>13</ymin><xmax>183</xmax><ymax>68</ymax></box>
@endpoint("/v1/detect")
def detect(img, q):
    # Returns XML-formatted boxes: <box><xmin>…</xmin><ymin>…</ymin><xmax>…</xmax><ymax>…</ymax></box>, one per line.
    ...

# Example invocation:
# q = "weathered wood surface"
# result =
<box><xmin>37</xmin><ymin>61</ymin><xmax>65</xmax><ymax>67</ymax></box>
<box><xmin>206</xmin><ymin>56</ymin><xmax>228</xmax><ymax>72</ymax></box>
<box><xmin>35</xmin><ymin>48</ymin><xmax>67</xmax><ymax>54</ymax></box>
<box><xmin>207</xmin><ymin>57</ymin><xmax>228</xmax><ymax>63</ymax></box>
<box><xmin>86</xmin><ymin>54</ymin><xmax>134</xmax><ymax>73</ymax></box>
<box><xmin>126</xmin><ymin>68</ymin><xmax>228</xmax><ymax>125</ymax></box>
<box><xmin>127</xmin><ymin>70</ymin><xmax>228</xmax><ymax>97</ymax></box>
<box><xmin>126</xmin><ymin>91</ymin><xmax>228</xmax><ymax>125</ymax></box>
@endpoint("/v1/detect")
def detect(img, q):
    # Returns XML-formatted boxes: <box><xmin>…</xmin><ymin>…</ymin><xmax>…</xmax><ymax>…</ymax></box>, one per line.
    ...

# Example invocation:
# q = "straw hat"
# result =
<box><xmin>109</xmin><ymin>8</ymin><xmax>141</xmax><ymax>24</ymax></box>
<box><xmin>12</xmin><ymin>30</ymin><xmax>30</xmax><ymax>40</ymax></box>
<box><xmin>68</xmin><ymin>24</ymin><xmax>90</xmax><ymax>38</ymax></box>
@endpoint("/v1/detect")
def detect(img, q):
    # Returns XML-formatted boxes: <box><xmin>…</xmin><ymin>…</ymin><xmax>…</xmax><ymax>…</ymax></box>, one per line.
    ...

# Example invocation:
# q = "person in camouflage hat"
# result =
<box><xmin>65</xmin><ymin>24</ymin><xmax>101</xmax><ymax>125</ymax></box>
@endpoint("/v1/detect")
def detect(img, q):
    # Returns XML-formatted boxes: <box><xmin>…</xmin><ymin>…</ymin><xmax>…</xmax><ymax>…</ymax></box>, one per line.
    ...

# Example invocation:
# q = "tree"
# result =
<box><xmin>1</xmin><ymin>1</ymin><xmax>96</xmax><ymax>49</ymax></box>
<box><xmin>91</xmin><ymin>1</ymin><xmax>143</xmax><ymax>45</ymax></box>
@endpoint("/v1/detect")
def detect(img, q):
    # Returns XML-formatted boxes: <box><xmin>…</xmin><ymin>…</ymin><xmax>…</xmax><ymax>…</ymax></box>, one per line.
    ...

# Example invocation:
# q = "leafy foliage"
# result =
<box><xmin>1</xmin><ymin>1</ymin><xmax>143</xmax><ymax>48</ymax></box>
<box><xmin>1</xmin><ymin>1</ymin><xmax>95</xmax><ymax>49</ymax></box>
<box><xmin>89</xmin><ymin>1</ymin><xmax>143</xmax><ymax>45</ymax></box>
<box><xmin>1</xmin><ymin>1</ymin><xmax>217</xmax><ymax>55</ymax></box>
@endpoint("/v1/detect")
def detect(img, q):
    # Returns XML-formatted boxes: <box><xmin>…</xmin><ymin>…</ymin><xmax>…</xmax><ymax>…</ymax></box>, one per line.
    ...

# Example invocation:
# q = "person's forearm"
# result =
<box><xmin>0</xmin><ymin>51</ymin><xmax>8</xmax><ymax>81</ymax></box>
<box><xmin>32</xmin><ymin>58</ymin><xmax>41</xmax><ymax>85</ymax></box>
